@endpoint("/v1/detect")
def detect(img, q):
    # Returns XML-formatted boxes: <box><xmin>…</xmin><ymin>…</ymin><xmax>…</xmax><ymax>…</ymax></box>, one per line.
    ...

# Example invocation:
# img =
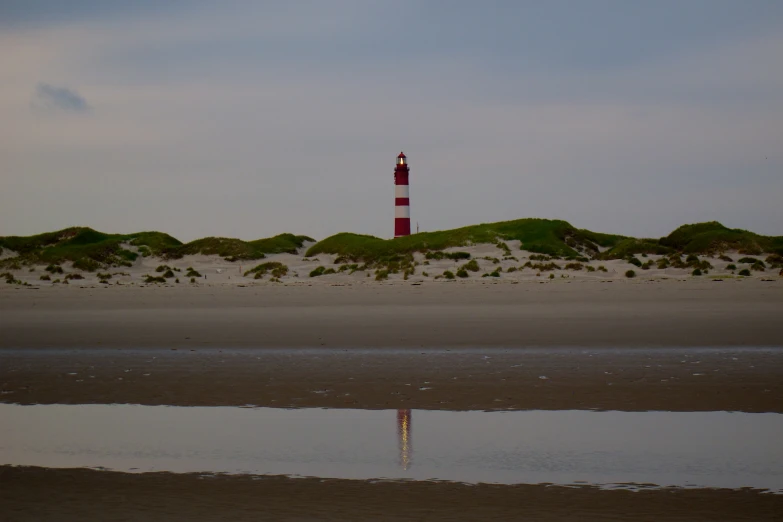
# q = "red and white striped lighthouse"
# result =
<box><xmin>394</xmin><ymin>152</ymin><xmax>411</xmax><ymax>237</ymax></box>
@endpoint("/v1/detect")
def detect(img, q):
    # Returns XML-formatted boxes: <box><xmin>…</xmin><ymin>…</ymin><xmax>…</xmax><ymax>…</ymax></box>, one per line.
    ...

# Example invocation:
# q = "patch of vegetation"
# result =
<box><xmin>625</xmin><ymin>270</ymin><xmax>636</xmax><ymax>278</ymax></box>
<box><xmin>599</xmin><ymin>238</ymin><xmax>673</xmax><ymax>259</ymax></box>
<box><xmin>425</xmin><ymin>251</ymin><xmax>471</xmax><ymax>261</ymax></box>
<box><xmin>528</xmin><ymin>254</ymin><xmax>553</xmax><ymax>261</ymax></box>
<box><xmin>310</xmin><ymin>266</ymin><xmax>327</xmax><ymax>277</ymax></box>
<box><xmin>0</xmin><ymin>258</ymin><xmax>23</xmax><ymax>270</ymax></box>
<box><xmin>737</xmin><ymin>257</ymin><xmax>761</xmax><ymax>265</ymax></box>
<box><xmin>726</xmin><ymin>264</ymin><xmax>737</xmax><ymax>270</ymax></box>
<box><xmin>0</xmin><ymin>227</ymin><xmax>314</xmax><ymax>268</ymax></box>
<box><xmin>719</xmin><ymin>254</ymin><xmax>733</xmax><ymax>262</ymax></box>
<box><xmin>170</xmin><ymin>233</ymin><xmax>313</xmax><ymax>261</ymax></box>
<box><xmin>597</xmin><ymin>265</ymin><xmax>608</xmax><ymax>272</ymax></box>
<box><xmin>585</xmin><ymin>265</ymin><xmax>596</xmax><ymax>272</ymax></box>
<box><xmin>443</xmin><ymin>270</ymin><xmax>455</xmax><ymax>279</ymax></box>
<box><xmin>64</xmin><ymin>273</ymin><xmax>84</xmax><ymax>280</ymax></box>
<box><xmin>738</xmin><ymin>269</ymin><xmax>751</xmax><ymax>277</ymax></box>
<box><xmin>524</xmin><ymin>261</ymin><xmax>560</xmax><ymax>272</ymax></box>
<box><xmin>456</xmin><ymin>269</ymin><xmax>469</xmax><ymax>278</ymax></box>
<box><xmin>39</xmin><ymin>274</ymin><xmax>51</xmax><ymax>281</ymax></box>
<box><xmin>375</xmin><ymin>269</ymin><xmax>389</xmax><ymax>281</ymax></box>
<box><xmin>506</xmin><ymin>266</ymin><xmax>517</xmax><ymax>273</ymax></box>
<box><xmin>660</xmin><ymin>222</ymin><xmax>782</xmax><ymax>255</ymax></box>
<box><xmin>96</xmin><ymin>272</ymin><xmax>112</xmax><ymax>280</ymax></box>
<box><xmin>72</xmin><ymin>258</ymin><xmax>102</xmax><ymax>272</ymax></box>
<box><xmin>162</xmin><ymin>269</ymin><xmax>176</xmax><ymax>279</ymax></box>
<box><xmin>306</xmin><ymin>219</ymin><xmax>626</xmax><ymax>262</ymax></box>
<box><xmin>564</xmin><ymin>262</ymin><xmax>583</xmax><ymax>271</ymax></box>
<box><xmin>0</xmin><ymin>227</ymin><xmax>168</xmax><ymax>270</ymax></box>
<box><xmin>692</xmin><ymin>268</ymin><xmax>702</xmax><ymax>276</ymax></box>
<box><xmin>45</xmin><ymin>264</ymin><xmax>64</xmax><ymax>274</ymax></box>
<box><xmin>144</xmin><ymin>275</ymin><xmax>167</xmax><ymax>284</ymax></box>
<box><xmin>766</xmin><ymin>254</ymin><xmax>783</xmax><ymax>265</ymax></box>
<box><xmin>751</xmin><ymin>262</ymin><xmax>765</xmax><ymax>272</ymax></box>
<box><xmin>245</xmin><ymin>262</ymin><xmax>289</xmax><ymax>279</ymax></box>
<box><xmin>185</xmin><ymin>268</ymin><xmax>202</xmax><ymax>278</ymax></box>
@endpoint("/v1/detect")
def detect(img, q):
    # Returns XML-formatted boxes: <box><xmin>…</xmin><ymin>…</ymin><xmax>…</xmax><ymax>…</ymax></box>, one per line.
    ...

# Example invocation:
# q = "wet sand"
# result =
<box><xmin>2</xmin><ymin>467</ymin><xmax>781</xmax><ymax>522</ymax></box>
<box><xmin>2</xmin><ymin>347</ymin><xmax>782</xmax><ymax>412</ymax></box>
<box><xmin>1</xmin><ymin>281</ymin><xmax>782</xmax><ymax>520</ymax></box>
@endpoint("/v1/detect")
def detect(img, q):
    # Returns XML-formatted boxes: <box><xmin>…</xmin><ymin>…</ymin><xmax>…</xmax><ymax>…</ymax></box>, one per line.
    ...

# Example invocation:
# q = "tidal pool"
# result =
<box><xmin>1</xmin><ymin>405</ymin><xmax>781</xmax><ymax>491</ymax></box>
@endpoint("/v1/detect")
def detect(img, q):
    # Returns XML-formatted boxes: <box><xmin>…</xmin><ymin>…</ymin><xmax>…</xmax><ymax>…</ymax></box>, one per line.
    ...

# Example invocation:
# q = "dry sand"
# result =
<box><xmin>1</xmin><ymin>278</ymin><xmax>781</xmax><ymax>350</ymax></box>
<box><xmin>1</xmin><ymin>278</ymin><xmax>782</xmax><ymax>521</ymax></box>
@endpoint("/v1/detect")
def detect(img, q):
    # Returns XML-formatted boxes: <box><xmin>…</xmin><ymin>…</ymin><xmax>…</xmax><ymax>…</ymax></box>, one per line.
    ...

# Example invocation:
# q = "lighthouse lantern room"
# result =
<box><xmin>394</xmin><ymin>152</ymin><xmax>411</xmax><ymax>237</ymax></box>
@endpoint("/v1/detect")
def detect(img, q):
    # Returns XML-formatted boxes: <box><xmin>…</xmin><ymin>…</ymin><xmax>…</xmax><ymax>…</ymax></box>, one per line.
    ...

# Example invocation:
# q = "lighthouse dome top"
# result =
<box><xmin>397</xmin><ymin>152</ymin><xmax>406</xmax><ymax>158</ymax></box>
<box><xmin>397</xmin><ymin>152</ymin><xmax>407</xmax><ymax>165</ymax></box>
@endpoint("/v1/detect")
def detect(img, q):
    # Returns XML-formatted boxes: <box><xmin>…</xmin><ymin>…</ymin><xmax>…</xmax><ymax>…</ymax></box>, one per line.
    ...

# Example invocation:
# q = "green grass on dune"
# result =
<box><xmin>307</xmin><ymin>219</ymin><xmax>782</xmax><ymax>261</ymax></box>
<box><xmin>170</xmin><ymin>233</ymin><xmax>313</xmax><ymax>261</ymax></box>
<box><xmin>597</xmin><ymin>238</ymin><xmax>674</xmax><ymax>259</ymax></box>
<box><xmin>659</xmin><ymin>222</ymin><xmax>783</xmax><ymax>255</ymax></box>
<box><xmin>306</xmin><ymin>219</ymin><xmax>626</xmax><ymax>261</ymax></box>
<box><xmin>0</xmin><ymin>228</ymin><xmax>313</xmax><ymax>269</ymax></box>
<box><xmin>0</xmin><ymin>228</ymin><xmax>180</xmax><ymax>271</ymax></box>
<box><xmin>2</xmin><ymin>220</ymin><xmax>779</xmax><ymax>270</ymax></box>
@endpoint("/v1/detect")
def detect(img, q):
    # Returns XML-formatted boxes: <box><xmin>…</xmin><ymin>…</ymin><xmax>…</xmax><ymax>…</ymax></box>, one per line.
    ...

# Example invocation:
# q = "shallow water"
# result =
<box><xmin>1</xmin><ymin>404</ymin><xmax>781</xmax><ymax>491</ymax></box>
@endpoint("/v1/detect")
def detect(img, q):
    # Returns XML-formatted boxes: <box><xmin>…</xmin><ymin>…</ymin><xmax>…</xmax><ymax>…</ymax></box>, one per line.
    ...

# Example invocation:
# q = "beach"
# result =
<box><xmin>1</xmin><ymin>280</ymin><xmax>782</xmax><ymax>520</ymax></box>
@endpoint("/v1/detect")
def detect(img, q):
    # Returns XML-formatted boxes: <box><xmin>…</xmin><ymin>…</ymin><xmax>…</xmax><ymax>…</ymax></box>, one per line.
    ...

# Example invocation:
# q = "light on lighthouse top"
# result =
<box><xmin>397</xmin><ymin>152</ymin><xmax>407</xmax><ymax>165</ymax></box>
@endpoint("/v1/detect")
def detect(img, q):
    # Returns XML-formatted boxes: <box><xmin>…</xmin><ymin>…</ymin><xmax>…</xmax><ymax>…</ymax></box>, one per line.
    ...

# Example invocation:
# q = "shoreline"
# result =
<box><xmin>2</xmin><ymin>466</ymin><xmax>781</xmax><ymax>522</ymax></box>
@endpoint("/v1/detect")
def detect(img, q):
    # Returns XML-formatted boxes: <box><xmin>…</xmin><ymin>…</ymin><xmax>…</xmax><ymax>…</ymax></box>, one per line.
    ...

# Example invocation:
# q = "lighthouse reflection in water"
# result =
<box><xmin>397</xmin><ymin>409</ymin><xmax>412</xmax><ymax>470</ymax></box>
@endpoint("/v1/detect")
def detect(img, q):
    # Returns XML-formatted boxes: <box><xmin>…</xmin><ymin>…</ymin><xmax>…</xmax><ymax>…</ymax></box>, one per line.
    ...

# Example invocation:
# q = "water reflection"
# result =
<box><xmin>397</xmin><ymin>409</ymin><xmax>412</xmax><ymax>469</ymax></box>
<box><xmin>1</xmin><ymin>405</ymin><xmax>782</xmax><ymax>491</ymax></box>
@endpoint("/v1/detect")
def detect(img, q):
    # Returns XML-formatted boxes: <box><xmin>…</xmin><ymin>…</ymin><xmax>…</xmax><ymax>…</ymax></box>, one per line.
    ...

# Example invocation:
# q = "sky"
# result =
<box><xmin>1</xmin><ymin>0</ymin><xmax>782</xmax><ymax>242</ymax></box>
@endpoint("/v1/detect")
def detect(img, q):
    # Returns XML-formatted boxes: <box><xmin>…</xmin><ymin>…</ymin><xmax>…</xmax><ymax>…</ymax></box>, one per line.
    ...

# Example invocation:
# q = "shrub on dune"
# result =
<box><xmin>625</xmin><ymin>270</ymin><xmax>636</xmax><ymax>278</ymax></box>
<box><xmin>460</xmin><ymin>259</ymin><xmax>480</xmax><ymax>272</ymax></box>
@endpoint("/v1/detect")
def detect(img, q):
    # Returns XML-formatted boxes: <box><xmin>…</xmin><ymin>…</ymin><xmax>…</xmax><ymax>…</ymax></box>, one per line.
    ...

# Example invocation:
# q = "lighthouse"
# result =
<box><xmin>394</xmin><ymin>152</ymin><xmax>411</xmax><ymax>237</ymax></box>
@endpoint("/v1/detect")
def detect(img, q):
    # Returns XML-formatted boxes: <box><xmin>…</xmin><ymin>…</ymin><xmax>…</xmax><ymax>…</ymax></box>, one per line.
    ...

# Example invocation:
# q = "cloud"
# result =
<box><xmin>33</xmin><ymin>83</ymin><xmax>89</xmax><ymax>113</ymax></box>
